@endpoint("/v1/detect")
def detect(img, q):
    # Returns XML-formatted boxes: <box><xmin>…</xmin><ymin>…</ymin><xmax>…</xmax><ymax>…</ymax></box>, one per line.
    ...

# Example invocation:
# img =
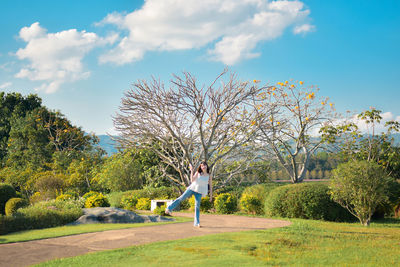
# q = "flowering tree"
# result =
<box><xmin>114</xmin><ymin>70</ymin><xmax>272</xmax><ymax>192</ymax></box>
<box><xmin>255</xmin><ymin>80</ymin><xmax>335</xmax><ymax>183</ymax></box>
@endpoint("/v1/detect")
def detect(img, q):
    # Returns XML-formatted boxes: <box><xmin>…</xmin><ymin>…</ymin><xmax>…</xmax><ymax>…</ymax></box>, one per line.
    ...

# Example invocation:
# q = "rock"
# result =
<box><xmin>69</xmin><ymin>207</ymin><xmax>174</xmax><ymax>225</ymax></box>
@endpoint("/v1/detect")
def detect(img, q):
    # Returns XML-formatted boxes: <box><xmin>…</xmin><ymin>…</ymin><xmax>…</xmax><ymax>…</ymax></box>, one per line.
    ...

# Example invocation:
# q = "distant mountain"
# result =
<box><xmin>96</xmin><ymin>135</ymin><xmax>118</xmax><ymax>156</ymax></box>
<box><xmin>95</xmin><ymin>133</ymin><xmax>400</xmax><ymax>157</ymax></box>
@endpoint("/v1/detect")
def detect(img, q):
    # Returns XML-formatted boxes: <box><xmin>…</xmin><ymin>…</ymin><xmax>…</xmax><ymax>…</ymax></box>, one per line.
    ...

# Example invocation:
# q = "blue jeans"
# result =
<box><xmin>167</xmin><ymin>188</ymin><xmax>202</xmax><ymax>226</ymax></box>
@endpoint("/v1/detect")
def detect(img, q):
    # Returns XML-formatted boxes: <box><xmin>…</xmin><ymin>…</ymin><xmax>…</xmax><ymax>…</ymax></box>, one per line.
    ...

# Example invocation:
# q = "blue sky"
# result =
<box><xmin>0</xmin><ymin>0</ymin><xmax>399</xmax><ymax>135</ymax></box>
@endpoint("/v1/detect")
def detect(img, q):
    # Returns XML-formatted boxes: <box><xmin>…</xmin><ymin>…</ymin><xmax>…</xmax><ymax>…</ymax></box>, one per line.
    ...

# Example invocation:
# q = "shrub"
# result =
<box><xmin>29</xmin><ymin>192</ymin><xmax>44</xmax><ymax>204</ymax></box>
<box><xmin>153</xmin><ymin>204</ymin><xmax>167</xmax><ymax>216</ymax></box>
<box><xmin>0</xmin><ymin>199</ymin><xmax>83</xmax><ymax>235</ymax></box>
<box><xmin>214</xmin><ymin>185</ymin><xmax>246</xmax><ymax>200</ymax></box>
<box><xmin>240</xmin><ymin>194</ymin><xmax>263</xmax><ymax>215</ymax></box>
<box><xmin>330</xmin><ymin>160</ymin><xmax>394</xmax><ymax>226</ymax></box>
<box><xmin>264</xmin><ymin>183</ymin><xmax>353</xmax><ymax>221</ymax></box>
<box><xmin>189</xmin><ymin>195</ymin><xmax>212</xmax><ymax>212</ymax></box>
<box><xmin>0</xmin><ymin>183</ymin><xmax>16</xmax><ymax>214</ymax></box>
<box><xmin>264</xmin><ymin>185</ymin><xmax>291</xmax><ymax>217</ymax></box>
<box><xmin>82</xmin><ymin>191</ymin><xmax>101</xmax><ymax>201</ymax></box>
<box><xmin>84</xmin><ymin>193</ymin><xmax>110</xmax><ymax>208</ymax></box>
<box><xmin>239</xmin><ymin>183</ymin><xmax>280</xmax><ymax>214</ymax></box>
<box><xmin>56</xmin><ymin>194</ymin><xmax>73</xmax><ymax>201</ymax></box>
<box><xmin>121</xmin><ymin>194</ymin><xmax>139</xmax><ymax>210</ymax></box>
<box><xmin>5</xmin><ymin>198</ymin><xmax>29</xmax><ymax>216</ymax></box>
<box><xmin>179</xmin><ymin>199</ymin><xmax>190</xmax><ymax>210</ymax></box>
<box><xmin>141</xmin><ymin>186</ymin><xmax>180</xmax><ymax>199</ymax></box>
<box><xmin>106</xmin><ymin>191</ymin><xmax>126</xmax><ymax>208</ymax></box>
<box><xmin>214</xmin><ymin>193</ymin><xmax>237</xmax><ymax>214</ymax></box>
<box><xmin>34</xmin><ymin>172</ymin><xmax>66</xmax><ymax>199</ymax></box>
<box><xmin>373</xmin><ymin>179</ymin><xmax>400</xmax><ymax>218</ymax></box>
<box><xmin>136</xmin><ymin>198</ymin><xmax>151</xmax><ymax>210</ymax></box>
<box><xmin>15</xmin><ymin>191</ymin><xmax>24</xmax><ymax>198</ymax></box>
<box><xmin>118</xmin><ymin>187</ymin><xmax>180</xmax><ymax>210</ymax></box>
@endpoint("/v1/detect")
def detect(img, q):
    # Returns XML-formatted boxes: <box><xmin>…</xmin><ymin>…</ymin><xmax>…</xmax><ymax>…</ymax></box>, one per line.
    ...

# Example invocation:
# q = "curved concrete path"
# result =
<box><xmin>0</xmin><ymin>213</ymin><xmax>291</xmax><ymax>267</ymax></box>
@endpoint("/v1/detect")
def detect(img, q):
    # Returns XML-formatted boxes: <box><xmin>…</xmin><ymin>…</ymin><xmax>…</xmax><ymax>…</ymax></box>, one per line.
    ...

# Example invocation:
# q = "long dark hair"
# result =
<box><xmin>197</xmin><ymin>161</ymin><xmax>210</xmax><ymax>174</ymax></box>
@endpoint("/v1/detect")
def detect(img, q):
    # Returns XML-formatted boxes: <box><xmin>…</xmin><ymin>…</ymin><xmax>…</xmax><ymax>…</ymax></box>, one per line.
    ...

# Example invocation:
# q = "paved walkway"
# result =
<box><xmin>0</xmin><ymin>213</ymin><xmax>291</xmax><ymax>267</ymax></box>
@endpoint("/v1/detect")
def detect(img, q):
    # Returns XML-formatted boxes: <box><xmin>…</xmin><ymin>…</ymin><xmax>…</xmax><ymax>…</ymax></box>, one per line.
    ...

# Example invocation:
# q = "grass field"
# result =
<box><xmin>36</xmin><ymin>218</ymin><xmax>400</xmax><ymax>266</ymax></box>
<box><xmin>0</xmin><ymin>216</ymin><xmax>191</xmax><ymax>244</ymax></box>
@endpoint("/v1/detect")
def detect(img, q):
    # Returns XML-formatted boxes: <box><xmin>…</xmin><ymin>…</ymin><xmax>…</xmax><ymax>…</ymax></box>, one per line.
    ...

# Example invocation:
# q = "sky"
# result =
<box><xmin>0</xmin><ymin>0</ymin><xmax>399</xmax><ymax>135</ymax></box>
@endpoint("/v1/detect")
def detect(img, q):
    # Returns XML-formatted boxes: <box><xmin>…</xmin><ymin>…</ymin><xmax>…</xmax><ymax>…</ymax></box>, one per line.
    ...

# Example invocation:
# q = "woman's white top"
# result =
<box><xmin>188</xmin><ymin>173</ymin><xmax>209</xmax><ymax>197</ymax></box>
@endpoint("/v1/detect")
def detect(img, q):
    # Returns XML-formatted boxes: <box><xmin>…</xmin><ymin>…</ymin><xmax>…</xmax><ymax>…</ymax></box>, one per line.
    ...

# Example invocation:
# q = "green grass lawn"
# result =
<box><xmin>0</xmin><ymin>216</ymin><xmax>191</xmax><ymax>244</ymax></box>
<box><xmin>36</xmin><ymin>218</ymin><xmax>400</xmax><ymax>267</ymax></box>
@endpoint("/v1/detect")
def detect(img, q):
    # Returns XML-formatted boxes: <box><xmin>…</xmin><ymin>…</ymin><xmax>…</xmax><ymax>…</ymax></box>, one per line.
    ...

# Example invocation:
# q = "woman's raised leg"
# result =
<box><xmin>166</xmin><ymin>188</ymin><xmax>194</xmax><ymax>213</ymax></box>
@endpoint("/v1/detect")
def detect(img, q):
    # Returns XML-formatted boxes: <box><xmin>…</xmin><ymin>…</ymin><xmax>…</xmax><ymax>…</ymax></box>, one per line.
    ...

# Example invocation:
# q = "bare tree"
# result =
<box><xmin>114</xmin><ymin>70</ymin><xmax>271</xmax><ymax>192</ymax></box>
<box><xmin>255</xmin><ymin>80</ymin><xmax>335</xmax><ymax>183</ymax></box>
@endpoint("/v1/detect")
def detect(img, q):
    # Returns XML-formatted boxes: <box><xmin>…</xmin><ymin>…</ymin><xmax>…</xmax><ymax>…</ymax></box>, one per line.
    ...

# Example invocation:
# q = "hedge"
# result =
<box><xmin>265</xmin><ymin>183</ymin><xmax>353</xmax><ymax>221</ymax></box>
<box><xmin>5</xmin><ymin>198</ymin><xmax>28</xmax><ymax>216</ymax></box>
<box><xmin>0</xmin><ymin>200</ymin><xmax>83</xmax><ymax>235</ymax></box>
<box><xmin>0</xmin><ymin>183</ymin><xmax>16</xmax><ymax>215</ymax></box>
<box><xmin>239</xmin><ymin>183</ymin><xmax>280</xmax><ymax>214</ymax></box>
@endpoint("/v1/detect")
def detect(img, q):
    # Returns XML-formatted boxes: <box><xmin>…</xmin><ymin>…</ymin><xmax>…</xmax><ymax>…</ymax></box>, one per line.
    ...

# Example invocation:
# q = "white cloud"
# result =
<box><xmin>293</xmin><ymin>23</ymin><xmax>315</xmax><ymax>35</ymax></box>
<box><xmin>14</xmin><ymin>22</ymin><xmax>114</xmax><ymax>93</ymax></box>
<box><xmin>98</xmin><ymin>0</ymin><xmax>314</xmax><ymax>65</ymax></box>
<box><xmin>0</xmin><ymin>82</ymin><xmax>12</xmax><ymax>89</ymax></box>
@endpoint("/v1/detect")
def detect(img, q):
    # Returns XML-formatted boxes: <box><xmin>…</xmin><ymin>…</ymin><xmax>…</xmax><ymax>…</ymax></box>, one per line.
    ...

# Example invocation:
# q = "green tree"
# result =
<box><xmin>321</xmin><ymin>108</ymin><xmax>400</xmax><ymax>179</ymax></box>
<box><xmin>0</xmin><ymin>92</ymin><xmax>42</xmax><ymax>165</ymax></box>
<box><xmin>0</xmin><ymin>167</ymin><xmax>36</xmax><ymax>195</ymax></box>
<box><xmin>95</xmin><ymin>150</ymin><xmax>143</xmax><ymax>192</ymax></box>
<box><xmin>329</xmin><ymin>160</ymin><xmax>393</xmax><ymax>226</ymax></box>
<box><xmin>66</xmin><ymin>151</ymin><xmax>104</xmax><ymax>195</ymax></box>
<box><xmin>6</xmin><ymin>108</ymin><xmax>53</xmax><ymax>169</ymax></box>
<box><xmin>5</xmin><ymin>105</ymin><xmax>101</xmax><ymax>170</ymax></box>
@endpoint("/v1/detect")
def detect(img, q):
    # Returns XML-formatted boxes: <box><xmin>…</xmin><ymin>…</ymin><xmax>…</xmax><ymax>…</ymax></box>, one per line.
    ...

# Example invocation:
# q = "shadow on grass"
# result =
<box><xmin>372</xmin><ymin>218</ymin><xmax>400</xmax><ymax>225</ymax></box>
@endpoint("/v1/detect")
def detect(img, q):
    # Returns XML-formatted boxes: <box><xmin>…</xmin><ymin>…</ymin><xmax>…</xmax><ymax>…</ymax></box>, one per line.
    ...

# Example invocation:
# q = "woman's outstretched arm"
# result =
<box><xmin>189</xmin><ymin>163</ymin><xmax>198</xmax><ymax>182</ymax></box>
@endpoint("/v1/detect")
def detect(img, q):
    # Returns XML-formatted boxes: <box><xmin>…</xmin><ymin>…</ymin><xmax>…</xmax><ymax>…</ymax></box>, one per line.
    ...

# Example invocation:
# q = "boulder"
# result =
<box><xmin>70</xmin><ymin>207</ymin><xmax>174</xmax><ymax>225</ymax></box>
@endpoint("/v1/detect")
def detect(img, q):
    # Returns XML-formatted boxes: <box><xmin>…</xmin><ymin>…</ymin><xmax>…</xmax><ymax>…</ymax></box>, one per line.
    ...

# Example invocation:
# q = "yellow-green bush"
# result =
<box><xmin>240</xmin><ymin>194</ymin><xmax>263</xmax><ymax>215</ymax></box>
<box><xmin>153</xmin><ymin>203</ymin><xmax>167</xmax><ymax>216</ymax></box>
<box><xmin>214</xmin><ymin>193</ymin><xmax>237</xmax><ymax>214</ymax></box>
<box><xmin>29</xmin><ymin>192</ymin><xmax>44</xmax><ymax>204</ymax></box>
<box><xmin>239</xmin><ymin>183</ymin><xmax>279</xmax><ymax>215</ymax></box>
<box><xmin>136</xmin><ymin>197</ymin><xmax>151</xmax><ymax>210</ymax></box>
<box><xmin>121</xmin><ymin>194</ymin><xmax>139</xmax><ymax>210</ymax></box>
<box><xmin>56</xmin><ymin>194</ymin><xmax>73</xmax><ymax>201</ymax></box>
<box><xmin>5</xmin><ymin>197</ymin><xmax>28</xmax><ymax>216</ymax></box>
<box><xmin>84</xmin><ymin>193</ymin><xmax>110</xmax><ymax>208</ymax></box>
<box><xmin>82</xmin><ymin>191</ymin><xmax>100</xmax><ymax>201</ymax></box>
<box><xmin>188</xmin><ymin>195</ymin><xmax>212</xmax><ymax>212</ymax></box>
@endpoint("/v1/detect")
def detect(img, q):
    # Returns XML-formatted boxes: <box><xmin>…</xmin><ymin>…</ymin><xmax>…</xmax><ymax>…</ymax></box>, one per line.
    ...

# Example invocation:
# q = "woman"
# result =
<box><xmin>165</xmin><ymin>161</ymin><xmax>212</xmax><ymax>227</ymax></box>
